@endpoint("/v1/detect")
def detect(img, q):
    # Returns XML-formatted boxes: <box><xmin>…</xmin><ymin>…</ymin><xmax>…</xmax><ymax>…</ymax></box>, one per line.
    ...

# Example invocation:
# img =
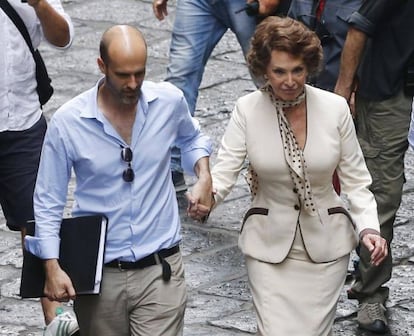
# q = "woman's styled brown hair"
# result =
<box><xmin>247</xmin><ymin>16</ymin><xmax>323</xmax><ymax>80</ymax></box>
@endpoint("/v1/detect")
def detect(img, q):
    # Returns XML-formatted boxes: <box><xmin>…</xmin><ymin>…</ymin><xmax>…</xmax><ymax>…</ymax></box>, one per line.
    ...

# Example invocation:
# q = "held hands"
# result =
<box><xmin>360</xmin><ymin>232</ymin><xmax>388</xmax><ymax>266</ymax></box>
<box><xmin>186</xmin><ymin>179</ymin><xmax>215</xmax><ymax>223</ymax></box>
<box><xmin>44</xmin><ymin>259</ymin><xmax>76</xmax><ymax>302</ymax></box>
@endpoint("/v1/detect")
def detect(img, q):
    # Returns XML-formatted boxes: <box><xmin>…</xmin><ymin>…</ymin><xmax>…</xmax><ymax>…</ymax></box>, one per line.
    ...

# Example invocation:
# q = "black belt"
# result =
<box><xmin>105</xmin><ymin>245</ymin><xmax>179</xmax><ymax>281</ymax></box>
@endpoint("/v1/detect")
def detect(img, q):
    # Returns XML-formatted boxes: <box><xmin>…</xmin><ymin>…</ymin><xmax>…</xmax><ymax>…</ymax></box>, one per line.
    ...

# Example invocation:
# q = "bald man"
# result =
<box><xmin>25</xmin><ymin>25</ymin><xmax>213</xmax><ymax>336</ymax></box>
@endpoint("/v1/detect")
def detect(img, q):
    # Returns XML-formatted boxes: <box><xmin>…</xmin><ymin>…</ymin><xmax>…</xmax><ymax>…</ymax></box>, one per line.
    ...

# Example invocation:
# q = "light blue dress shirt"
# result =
<box><xmin>25</xmin><ymin>78</ymin><xmax>212</xmax><ymax>263</ymax></box>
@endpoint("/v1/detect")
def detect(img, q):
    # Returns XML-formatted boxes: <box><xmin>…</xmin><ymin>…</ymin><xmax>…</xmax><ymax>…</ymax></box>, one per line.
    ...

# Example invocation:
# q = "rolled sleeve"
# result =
<box><xmin>349</xmin><ymin>12</ymin><xmax>376</xmax><ymax>35</ymax></box>
<box><xmin>175</xmin><ymin>98</ymin><xmax>212</xmax><ymax>175</ymax></box>
<box><xmin>348</xmin><ymin>0</ymin><xmax>389</xmax><ymax>36</ymax></box>
<box><xmin>25</xmin><ymin>235</ymin><xmax>60</xmax><ymax>260</ymax></box>
<box><xmin>181</xmin><ymin>145</ymin><xmax>212</xmax><ymax>175</ymax></box>
<box><xmin>41</xmin><ymin>1</ymin><xmax>75</xmax><ymax>49</ymax></box>
<box><xmin>59</xmin><ymin>13</ymin><xmax>74</xmax><ymax>49</ymax></box>
<box><xmin>25</xmin><ymin>115</ymin><xmax>72</xmax><ymax>260</ymax></box>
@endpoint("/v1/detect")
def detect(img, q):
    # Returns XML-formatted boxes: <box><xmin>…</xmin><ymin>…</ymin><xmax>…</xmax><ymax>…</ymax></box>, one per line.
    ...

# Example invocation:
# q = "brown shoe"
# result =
<box><xmin>357</xmin><ymin>302</ymin><xmax>389</xmax><ymax>334</ymax></box>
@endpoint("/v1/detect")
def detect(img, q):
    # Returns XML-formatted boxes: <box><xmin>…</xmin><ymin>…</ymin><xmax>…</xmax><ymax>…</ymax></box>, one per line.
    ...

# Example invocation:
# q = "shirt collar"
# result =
<box><xmin>79</xmin><ymin>77</ymin><xmax>159</xmax><ymax>120</ymax></box>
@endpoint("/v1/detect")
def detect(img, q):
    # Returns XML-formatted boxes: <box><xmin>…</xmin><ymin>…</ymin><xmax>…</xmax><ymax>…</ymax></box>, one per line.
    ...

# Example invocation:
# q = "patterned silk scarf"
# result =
<box><xmin>258</xmin><ymin>85</ymin><xmax>317</xmax><ymax>216</ymax></box>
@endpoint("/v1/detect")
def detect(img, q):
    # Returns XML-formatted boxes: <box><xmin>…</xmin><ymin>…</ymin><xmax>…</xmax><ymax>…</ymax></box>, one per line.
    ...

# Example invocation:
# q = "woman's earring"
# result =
<box><xmin>264</xmin><ymin>74</ymin><xmax>268</xmax><ymax>80</ymax></box>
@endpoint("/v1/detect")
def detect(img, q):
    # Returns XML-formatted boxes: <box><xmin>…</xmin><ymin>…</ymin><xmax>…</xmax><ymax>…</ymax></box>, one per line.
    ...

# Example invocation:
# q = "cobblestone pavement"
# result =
<box><xmin>1</xmin><ymin>0</ymin><xmax>414</xmax><ymax>335</ymax></box>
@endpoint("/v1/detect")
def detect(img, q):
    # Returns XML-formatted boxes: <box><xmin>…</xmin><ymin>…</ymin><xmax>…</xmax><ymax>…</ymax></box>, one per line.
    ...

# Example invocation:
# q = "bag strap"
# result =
<box><xmin>0</xmin><ymin>0</ymin><xmax>37</xmax><ymax>58</ymax></box>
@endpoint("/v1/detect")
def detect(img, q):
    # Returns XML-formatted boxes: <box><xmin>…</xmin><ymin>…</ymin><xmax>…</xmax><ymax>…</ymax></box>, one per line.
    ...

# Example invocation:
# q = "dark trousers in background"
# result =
<box><xmin>0</xmin><ymin>115</ymin><xmax>47</xmax><ymax>231</ymax></box>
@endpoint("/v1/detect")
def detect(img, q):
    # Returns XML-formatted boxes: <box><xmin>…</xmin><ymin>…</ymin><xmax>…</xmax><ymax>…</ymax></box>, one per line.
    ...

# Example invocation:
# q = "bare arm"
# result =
<box><xmin>334</xmin><ymin>27</ymin><xmax>368</xmax><ymax>101</ymax></box>
<box><xmin>28</xmin><ymin>0</ymin><xmax>70</xmax><ymax>47</ymax></box>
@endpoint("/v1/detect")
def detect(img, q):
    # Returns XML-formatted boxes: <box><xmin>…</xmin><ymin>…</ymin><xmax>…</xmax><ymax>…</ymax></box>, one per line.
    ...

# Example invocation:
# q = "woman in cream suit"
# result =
<box><xmin>208</xmin><ymin>17</ymin><xmax>388</xmax><ymax>336</ymax></box>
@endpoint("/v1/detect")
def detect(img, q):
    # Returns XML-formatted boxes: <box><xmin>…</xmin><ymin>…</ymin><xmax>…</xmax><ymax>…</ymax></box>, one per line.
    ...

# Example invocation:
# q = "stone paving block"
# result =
<box><xmin>181</xmin><ymin>226</ymin><xmax>238</xmax><ymax>257</ymax></box>
<box><xmin>183</xmin><ymin>324</ymin><xmax>251</xmax><ymax>336</ymax></box>
<box><xmin>392</xmin><ymin>226</ymin><xmax>414</xmax><ymax>264</ymax></box>
<box><xmin>184</xmin><ymin>246</ymin><xmax>245</xmax><ymax>291</ymax></box>
<box><xmin>1</xmin><ymin>278</ymin><xmax>22</xmax><ymax>299</ymax></box>
<box><xmin>387</xmin><ymin>265</ymin><xmax>414</xmax><ymax>306</ymax></box>
<box><xmin>185</xmin><ymin>294</ymin><xmax>247</xmax><ymax>325</ymax></box>
<box><xmin>0</xmin><ymin>297</ymin><xmax>43</xmax><ymax>328</ymax></box>
<box><xmin>208</xmin><ymin>309</ymin><xmax>256</xmax><ymax>334</ymax></box>
<box><xmin>0</xmin><ymin>248</ymin><xmax>21</xmax><ymax>269</ymax></box>
<box><xmin>0</xmin><ymin>325</ymin><xmax>27</xmax><ymax>336</ymax></box>
<box><xmin>199</xmin><ymin>277</ymin><xmax>251</xmax><ymax>303</ymax></box>
<box><xmin>0</xmin><ymin>230</ymin><xmax>17</xmax><ymax>254</ymax></box>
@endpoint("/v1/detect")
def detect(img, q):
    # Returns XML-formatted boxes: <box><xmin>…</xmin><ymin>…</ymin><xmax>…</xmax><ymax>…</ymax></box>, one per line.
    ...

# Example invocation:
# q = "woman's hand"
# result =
<box><xmin>360</xmin><ymin>231</ymin><xmax>388</xmax><ymax>266</ymax></box>
<box><xmin>186</xmin><ymin>184</ymin><xmax>215</xmax><ymax>223</ymax></box>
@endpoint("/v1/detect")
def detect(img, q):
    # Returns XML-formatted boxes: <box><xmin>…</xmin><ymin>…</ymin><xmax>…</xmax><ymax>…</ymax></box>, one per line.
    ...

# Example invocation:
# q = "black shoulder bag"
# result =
<box><xmin>0</xmin><ymin>0</ymin><xmax>53</xmax><ymax>106</ymax></box>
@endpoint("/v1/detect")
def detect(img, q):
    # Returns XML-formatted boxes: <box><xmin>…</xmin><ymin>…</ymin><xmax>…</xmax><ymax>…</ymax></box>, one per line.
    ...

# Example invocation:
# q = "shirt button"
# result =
<box><xmin>294</xmin><ymin>204</ymin><xmax>300</xmax><ymax>210</ymax></box>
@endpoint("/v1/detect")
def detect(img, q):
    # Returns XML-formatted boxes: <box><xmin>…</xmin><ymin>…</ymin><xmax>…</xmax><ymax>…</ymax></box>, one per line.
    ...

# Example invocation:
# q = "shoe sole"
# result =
<box><xmin>358</xmin><ymin>324</ymin><xmax>389</xmax><ymax>334</ymax></box>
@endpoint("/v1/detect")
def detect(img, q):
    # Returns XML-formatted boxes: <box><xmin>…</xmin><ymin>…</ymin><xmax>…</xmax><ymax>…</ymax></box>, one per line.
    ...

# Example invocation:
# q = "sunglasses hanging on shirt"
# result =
<box><xmin>120</xmin><ymin>146</ymin><xmax>134</xmax><ymax>182</ymax></box>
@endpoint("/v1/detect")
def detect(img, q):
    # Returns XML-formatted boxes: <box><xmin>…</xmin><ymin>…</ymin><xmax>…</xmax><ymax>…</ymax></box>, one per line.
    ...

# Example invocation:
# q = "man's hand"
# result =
<box><xmin>248</xmin><ymin>0</ymin><xmax>281</xmax><ymax>16</ymax></box>
<box><xmin>186</xmin><ymin>157</ymin><xmax>214</xmax><ymax>222</ymax></box>
<box><xmin>44</xmin><ymin>259</ymin><xmax>76</xmax><ymax>302</ymax></box>
<box><xmin>153</xmin><ymin>0</ymin><xmax>168</xmax><ymax>21</ymax></box>
<box><xmin>360</xmin><ymin>232</ymin><xmax>388</xmax><ymax>267</ymax></box>
<box><xmin>186</xmin><ymin>187</ymin><xmax>215</xmax><ymax>223</ymax></box>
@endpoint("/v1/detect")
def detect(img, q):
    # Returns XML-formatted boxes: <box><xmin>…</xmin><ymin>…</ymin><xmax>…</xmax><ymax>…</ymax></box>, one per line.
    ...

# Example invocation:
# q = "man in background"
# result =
<box><xmin>152</xmin><ymin>0</ymin><xmax>288</xmax><ymax>192</ymax></box>
<box><xmin>335</xmin><ymin>0</ymin><xmax>414</xmax><ymax>333</ymax></box>
<box><xmin>288</xmin><ymin>0</ymin><xmax>361</xmax><ymax>92</ymax></box>
<box><xmin>288</xmin><ymin>0</ymin><xmax>362</xmax><ymax>193</ymax></box>
<box><xmin>0</xmin><ymin>0</ymin><xmax>74</xmax><ymax>332</ymax></box>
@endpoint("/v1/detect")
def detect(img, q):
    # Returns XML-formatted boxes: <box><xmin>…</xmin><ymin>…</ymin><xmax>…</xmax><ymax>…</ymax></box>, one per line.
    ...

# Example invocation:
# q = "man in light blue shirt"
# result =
<box><xmin>26</xmin><ymin>25</ymin><xmax>213</xmax><ymax>336</ymax></box>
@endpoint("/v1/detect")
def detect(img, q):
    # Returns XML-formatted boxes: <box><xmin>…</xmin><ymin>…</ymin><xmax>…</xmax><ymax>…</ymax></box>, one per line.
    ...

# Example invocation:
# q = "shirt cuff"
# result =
<box><xmin>181</xmin><ymin>148</ymin><xmax>211</xmax><ymax>176</ymax></box>
<box><xmin>349</xmin><ymin>12</ymin><xmax>376</xmax><ymax>36</ymax></box>
<box><xmin>25</xmin><ymin>235</ymin><xmax>60</xmax><ymax>260</ymax></box>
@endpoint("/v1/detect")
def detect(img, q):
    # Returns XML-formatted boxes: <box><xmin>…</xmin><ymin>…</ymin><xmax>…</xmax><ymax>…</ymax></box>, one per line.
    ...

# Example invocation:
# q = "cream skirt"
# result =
<box><xmin>246</xmin><ymin>228</ymin><xmax>349</xmax><ymax>336</ymax></box>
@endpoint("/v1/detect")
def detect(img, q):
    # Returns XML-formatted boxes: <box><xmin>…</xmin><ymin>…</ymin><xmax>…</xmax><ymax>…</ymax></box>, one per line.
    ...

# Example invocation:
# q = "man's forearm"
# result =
<box><xmin>30</xmin><ymin>0</ymin><xmax>71</xmax><ymax>47</ymax></box>
<box><xmin>335</xmin><ymin>27</ymin><xmax>368</xmax><ymax>100</ymax></box>
<box><xmin>44</xmin><ymin>258</ymin><xmax>60</xmax><ymax>274</ymax></box>
<box><xmin>194</xmin><ymin>156</ymin><xmax>211</xmax><ymax>181</ymax></box>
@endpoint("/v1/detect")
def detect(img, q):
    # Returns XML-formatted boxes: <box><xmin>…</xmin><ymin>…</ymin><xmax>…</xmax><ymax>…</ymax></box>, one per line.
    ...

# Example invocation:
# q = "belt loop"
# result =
<box><xmin>117</xmin><ymin>260</ymin><xmax>124</xmax><ymax>272</ymax></box>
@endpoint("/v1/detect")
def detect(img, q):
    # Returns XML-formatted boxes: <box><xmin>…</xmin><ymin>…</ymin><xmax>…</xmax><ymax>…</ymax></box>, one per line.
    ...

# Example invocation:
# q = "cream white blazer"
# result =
<box><xmin>212</xmin><ymin>85</ymin><xmax>380</xmax><ymax>263</ymax></box>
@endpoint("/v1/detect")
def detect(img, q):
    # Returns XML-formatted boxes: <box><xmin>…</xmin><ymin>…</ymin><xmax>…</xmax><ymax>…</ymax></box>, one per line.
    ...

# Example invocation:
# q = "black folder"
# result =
<box><xmin>20</xmin><ymin>215</ymin><xmax>108</xmax><ymax>298</ymax></box>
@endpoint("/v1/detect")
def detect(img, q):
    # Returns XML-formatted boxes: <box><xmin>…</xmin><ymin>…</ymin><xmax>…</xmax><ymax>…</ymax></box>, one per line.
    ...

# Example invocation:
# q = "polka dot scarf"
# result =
<box><xmin>264</xmin><ymin>85</ymin><xmax>317</xmax><ymax>216</ymax></box>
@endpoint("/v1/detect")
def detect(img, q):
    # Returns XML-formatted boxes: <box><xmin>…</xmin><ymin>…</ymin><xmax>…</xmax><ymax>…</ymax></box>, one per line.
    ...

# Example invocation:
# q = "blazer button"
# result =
<box><xmin>293</xmin><ymin>188</ymin><xmax>298</xmax><ymax>193</ymax></box>
<box><xmin>294</xmin><ymin>204</ymin><xmax>300</xmax><ymax>210</ymax></box>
